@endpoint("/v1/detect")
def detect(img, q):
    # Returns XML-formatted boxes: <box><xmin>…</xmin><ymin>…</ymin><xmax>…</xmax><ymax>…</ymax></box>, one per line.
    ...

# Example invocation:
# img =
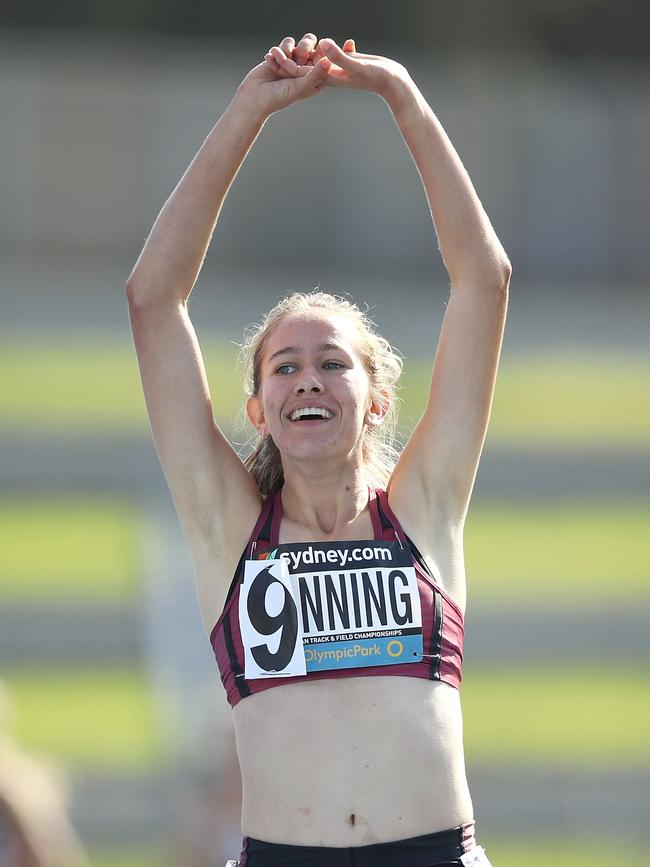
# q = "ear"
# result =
<box><xmin>365</xmin><ymin>390</ymin><xmax>389</xmax><ymax>427</ymax></box>
<box><xmin>246</xmin><ymin>395</ymin><xmax>268</xmax><ymax>436</ymax></box>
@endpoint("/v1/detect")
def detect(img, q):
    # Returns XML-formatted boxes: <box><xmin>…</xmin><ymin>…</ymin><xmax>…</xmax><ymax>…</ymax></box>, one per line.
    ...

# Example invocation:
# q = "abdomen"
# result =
<box><xmin>233</xmin><ymin>675</ymin><xmax>474</xmax><ymax>846</ymax></box>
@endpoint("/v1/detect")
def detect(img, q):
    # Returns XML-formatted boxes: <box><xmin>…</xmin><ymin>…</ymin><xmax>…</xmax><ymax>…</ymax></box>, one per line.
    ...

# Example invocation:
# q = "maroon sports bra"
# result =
<box><xmin>210</xmin><ymin>488</ymin><xmax>464</xmax><ymax>708</ymax></box>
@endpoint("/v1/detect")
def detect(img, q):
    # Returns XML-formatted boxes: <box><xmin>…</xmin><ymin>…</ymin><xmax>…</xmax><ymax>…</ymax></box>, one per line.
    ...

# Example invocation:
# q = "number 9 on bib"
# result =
<box><xmin>240</xmin><ymin>559</ymin><xmax>307</xmax><ymax>678</ymax></box>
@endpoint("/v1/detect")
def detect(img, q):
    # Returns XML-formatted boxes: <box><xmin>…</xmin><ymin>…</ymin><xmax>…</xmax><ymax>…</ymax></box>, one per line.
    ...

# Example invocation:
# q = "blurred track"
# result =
<box><xmin>2</xmin><ymin>435</ymin><xmax>649</xmax><ymax>499</ymax></box>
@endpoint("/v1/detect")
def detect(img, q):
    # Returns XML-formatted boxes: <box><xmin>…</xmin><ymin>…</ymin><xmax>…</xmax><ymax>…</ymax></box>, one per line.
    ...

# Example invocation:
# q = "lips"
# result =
<box><xmin>288</xmin><ymin>405</ymin><xmax>335</xmax><ymax>422</ymax></box>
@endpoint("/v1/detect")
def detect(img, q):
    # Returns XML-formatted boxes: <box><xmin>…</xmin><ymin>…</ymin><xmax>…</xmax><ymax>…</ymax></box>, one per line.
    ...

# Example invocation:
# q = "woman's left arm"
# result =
<box><xmin>310</xmin><ymin>40</ymin><xmax>511</xmax><ymax>527</ymax></box>
<box><xmin>383</xmin><ymin>72</ymin><xmax>512</xmax><ymax>529</ymax></box>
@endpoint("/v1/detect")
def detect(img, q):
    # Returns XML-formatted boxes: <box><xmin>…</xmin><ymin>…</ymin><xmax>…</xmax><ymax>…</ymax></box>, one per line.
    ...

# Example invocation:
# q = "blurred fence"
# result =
<box><xmin>1</xmin><ymin>30</ymin><xmax>650</xmax><ymax>285</ymax></box>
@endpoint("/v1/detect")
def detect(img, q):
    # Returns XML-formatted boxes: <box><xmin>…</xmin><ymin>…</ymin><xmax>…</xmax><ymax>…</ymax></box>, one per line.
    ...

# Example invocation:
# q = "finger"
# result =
<box><xmin>306</xmin><ymin>44</ymin><xmax>324</xmax><ymax>65</ymax></box>
<box><xmin>294</xmin><ymin>56</ymin><xmax>332</xmax><ymax>96</ymax></box>
<box><xmin>270</xmin><ymin>46</ymin><xmax>300</xmax><ymax>75</ymax></box>
<box><xmin>264</xmin><ymin>52</ymin><xmax>291</xmax><ymax>77</ymax></box>
<box><xmin>309</xmin><ymin>38</ymin><xmax>354</xmax><ymax>66</ymax></box>
<box><xmin>318</xmin><ymin>38</ymin><xmax>359</xmax><ymax>72</ymax></box>
<box><xmin>294</xmin><ymin>32</ymin><xmax>318</xmax><ymax>65</ymax></box>
<box><xmin>279</xmin><ymin>35</ymin><xmax>296</xmax><ymax>57</ymax></box>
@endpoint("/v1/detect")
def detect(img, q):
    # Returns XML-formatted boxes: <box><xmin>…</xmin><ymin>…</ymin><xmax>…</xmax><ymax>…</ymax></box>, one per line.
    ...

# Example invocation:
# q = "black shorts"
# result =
<box><xmin>232</xmin><ymin>822</ymin><xmax>491</xmax><ymax>867</ymax></box>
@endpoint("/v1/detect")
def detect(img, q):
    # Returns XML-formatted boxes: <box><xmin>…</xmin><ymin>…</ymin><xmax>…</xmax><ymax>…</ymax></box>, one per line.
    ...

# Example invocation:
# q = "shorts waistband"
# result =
<box><xmin>239</xmin><ymin>821</ymin><xmax>477</xmax><ymax>866</ymax></box>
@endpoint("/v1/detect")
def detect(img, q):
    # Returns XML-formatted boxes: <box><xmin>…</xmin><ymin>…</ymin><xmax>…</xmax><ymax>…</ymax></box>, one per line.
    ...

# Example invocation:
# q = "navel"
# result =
<box><xmin>349</xmin><ymin>813</ymin><xmax>356</xmax><ymax>826</ymax></box>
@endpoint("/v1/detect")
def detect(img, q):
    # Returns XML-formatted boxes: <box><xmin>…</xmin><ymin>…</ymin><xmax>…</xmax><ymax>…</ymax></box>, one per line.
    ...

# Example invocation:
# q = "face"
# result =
<box><xmin>247</xmin><ymin>311</ymin><xmax>384</xmax><ymax>466</ymax></box>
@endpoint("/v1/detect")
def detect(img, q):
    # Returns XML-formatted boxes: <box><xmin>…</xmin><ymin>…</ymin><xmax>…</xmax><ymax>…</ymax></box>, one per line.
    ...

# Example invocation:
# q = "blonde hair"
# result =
<box><xmin>239</xmin><ymin>291</ymin><xmax>403</xmax><ymax>495</ymax></box>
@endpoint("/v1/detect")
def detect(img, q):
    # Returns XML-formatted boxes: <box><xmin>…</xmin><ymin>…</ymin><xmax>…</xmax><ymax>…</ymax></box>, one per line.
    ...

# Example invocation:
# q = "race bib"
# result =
<box><xmin>240</xmin><ymin>540</ymin><xmax>423</xmax><ymax>679</ymax></box>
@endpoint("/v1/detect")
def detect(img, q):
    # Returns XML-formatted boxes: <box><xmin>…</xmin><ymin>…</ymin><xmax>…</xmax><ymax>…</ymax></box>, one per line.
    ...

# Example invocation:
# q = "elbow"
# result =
<box><xmin>488</xmin><ymin>256</ymin><xmax>512</xmax><ymax>295</ymax></box>
<box><xmin>125</xmin><ymin>272</ymin><xmax>188</xmax><ymax>309</ymax></box>
<box><xmin>491</xmin><ymin>251</ymin><xmax>512</xmax><ymax>289</ymax></box>
<box><xmin>124</xmin><ymin>278</ymin><xmax>140</xmax><ymax>305</ymax></box>
<box><xmin>452</xmin><ymin>258</ymin><xmax>512</xmax><ymax>296</ymax></box>
<box><xmin>125</xmin><ymin>278</ymin><xmax>155</xmax><ymax>309</ymax></box>
<box><xmin>498</xmin><ymin>259</ymin><xmax>512</xmax><ymax>295</ymax></box>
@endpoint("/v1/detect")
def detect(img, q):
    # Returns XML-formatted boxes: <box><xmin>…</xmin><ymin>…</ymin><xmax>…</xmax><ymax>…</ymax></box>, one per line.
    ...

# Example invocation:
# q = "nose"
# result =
<box><xmin>295</xmin><ymin>369</ymin><xmax>323</xmax><ymax>394</ymax></box>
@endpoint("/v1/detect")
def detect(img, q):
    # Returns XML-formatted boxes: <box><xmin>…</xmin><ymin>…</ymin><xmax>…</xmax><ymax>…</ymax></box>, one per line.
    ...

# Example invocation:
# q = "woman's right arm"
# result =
<box><xmin>125</xmin><ymin>39</ymin><xmax>332</xmax><ymax>622</ymax></box>
<box><xmin>124</xmin><ymin>96</ymin><xmax>267</xmax><ymax>609</ymax></box>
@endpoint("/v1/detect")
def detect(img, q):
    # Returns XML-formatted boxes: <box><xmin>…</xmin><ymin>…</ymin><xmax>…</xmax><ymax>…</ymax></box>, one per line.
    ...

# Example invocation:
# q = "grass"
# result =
<box><xmin>2</xmin><ymin>668</ymin><xmax>165</xmax><ymax>769</ymax></box>
<box><xmin>0</xmin><ymin>335</ymin><xmax>243</xmax><ymax>434</ymax></box>
<box><xmin>2</xmin><ymin>665</ymin><xmax>646</xmax><ymax>771</ymax></box>
<box><xmin>0</xmin><ymin>496</ymin><xmax>140</xmax><ymax>600</ymax></box>
<box><xmin>464</xmin><ymin>499</ymin><xmax>650</xmax><ymax>605</ymax></box>
<box><xmin>483</xmin><ymin>837</ymin><xmax>640</xmax><ymax>867</ymax></box>
<box><xmin>401</xmin><ymin>350</ymin><xmax>650</xmax><ymax>449</ymax></box>
<box><xmin>1</xmin><ymin>337</ymin><xmax>649</xmax><ymax>447</ymax></box>
<box><xmin>89</xmin><ymin>850</ymin><xmax>165</xmax><ymax>867</ymax></box>
<box><xmin>0</xmin><ymin>497</ymin><xmax>647</xmax><ymax>603</ymax></box>
<box><xmin>462</xmin><ymin>665</ymin><xmax>650</xmax><ymax>769</ymax></box>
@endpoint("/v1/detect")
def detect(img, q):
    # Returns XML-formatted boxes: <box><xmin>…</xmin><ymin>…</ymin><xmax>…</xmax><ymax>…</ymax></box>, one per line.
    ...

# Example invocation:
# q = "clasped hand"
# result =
<box><xmin>236</xmin><ymin>33</ymin><xmax>410</xmax><ymax>117</ymax></box>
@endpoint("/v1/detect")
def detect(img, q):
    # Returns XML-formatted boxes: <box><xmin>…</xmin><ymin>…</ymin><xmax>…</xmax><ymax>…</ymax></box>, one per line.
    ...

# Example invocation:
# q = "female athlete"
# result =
<box><xmin>126</xmin><ymin>33</ymin><xmax>511</xmax><ymax>867</ymax></box>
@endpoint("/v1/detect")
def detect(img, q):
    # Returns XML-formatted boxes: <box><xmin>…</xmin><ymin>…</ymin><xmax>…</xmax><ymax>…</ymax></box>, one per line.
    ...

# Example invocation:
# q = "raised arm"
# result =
<box><xmin>313</xmin><ymin>39</ymin><xmax>511</xmax><ymax>530</ymax></box>
<box><xmin>383</xmin><ymin>72</ymin><xmax>511</xmax><ymax>529</ymax></box>
<box><xmin>125</xmin><ymin>38</ymin><xmax>334</xmax><ymax>623</ymax></box>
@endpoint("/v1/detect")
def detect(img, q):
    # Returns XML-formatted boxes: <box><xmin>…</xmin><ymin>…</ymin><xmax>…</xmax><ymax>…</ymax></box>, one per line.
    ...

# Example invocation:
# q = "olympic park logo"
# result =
<box><xmin>386</xmin><ymin>639</ymin><xmax>404</xmax><ymax>657</ymax></box>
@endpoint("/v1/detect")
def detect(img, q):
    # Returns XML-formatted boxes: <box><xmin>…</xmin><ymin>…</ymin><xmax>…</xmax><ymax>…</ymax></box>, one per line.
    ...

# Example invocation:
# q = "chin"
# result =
<box><xmin>280</xmin><ymin>435</ymin><xmax>348</xmax><ymax>464</ymax></box>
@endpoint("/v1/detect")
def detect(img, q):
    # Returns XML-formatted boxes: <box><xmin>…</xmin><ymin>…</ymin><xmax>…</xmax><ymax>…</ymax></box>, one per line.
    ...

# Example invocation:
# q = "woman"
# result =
<box><xmin>126</xmin><ymin>33</ymin><xmax>510</xmax><ymax>867</ymax></box>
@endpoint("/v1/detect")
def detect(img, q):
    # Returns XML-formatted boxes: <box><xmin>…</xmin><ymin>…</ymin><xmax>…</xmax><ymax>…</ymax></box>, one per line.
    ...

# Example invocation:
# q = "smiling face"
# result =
<box><xmin>246</xmin><ymin>311</ymin><xmax>384</xmax><ymax>469</ymax></box>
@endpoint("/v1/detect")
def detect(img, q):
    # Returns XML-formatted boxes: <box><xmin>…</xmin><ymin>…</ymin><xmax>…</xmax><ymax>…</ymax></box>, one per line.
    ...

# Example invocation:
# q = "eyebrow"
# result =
<box><xmin>268</xmin><ymin>343</ymin><xmax>347</xmax><ymax>362</ymax></box>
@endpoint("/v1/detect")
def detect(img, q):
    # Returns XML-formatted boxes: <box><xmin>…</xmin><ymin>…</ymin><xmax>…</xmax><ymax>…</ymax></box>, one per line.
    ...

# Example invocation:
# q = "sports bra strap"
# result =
<box><xmin>269</xmin><ymin>488</ymin><xmax>283</xmax><ymax>546</ymax></box>
<box><xmin>247</xmin><ymin>492</ymin><xmax>275</xmax><ymax>555</ymax></box>
<box><xmin>375</xmin><ymin>488</ymin><xmax>408</xmax><ymax>546</ymax></box>
<box><xmin>366</xmin><ymin>486</ymin><xmax>383</xmax><ymax>538</ymax></box>
<box><xmin>373</xmin><ymin>489</ymin><xmax>394</xmax><ymax>532</ymax></box>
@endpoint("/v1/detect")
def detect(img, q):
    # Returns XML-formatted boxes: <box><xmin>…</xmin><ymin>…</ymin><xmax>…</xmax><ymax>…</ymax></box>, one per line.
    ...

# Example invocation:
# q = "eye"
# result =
<box><xmin>323</xmin><ymin>360</ymin><xmax>346</xmax><ymax>370</ymax></box>
<box><xmin>275</xmin><ymin>363</ymin><xmax>298</xmax><ymax>375</ymax></box>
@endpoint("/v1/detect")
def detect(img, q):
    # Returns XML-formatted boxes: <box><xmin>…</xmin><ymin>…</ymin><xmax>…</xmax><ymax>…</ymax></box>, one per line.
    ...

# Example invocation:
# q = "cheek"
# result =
<box><xmin>343</xmin><ymin>373</ymin><xmax>371</xmax><ymax>417</ymax></box>
<box><xmin>261</xmin><ymin>394</ymin><xmax>280</xmax><ymax>424</ymax></box>
<box><xmin>260</xmin><ymin>386</ymin><xmax>288</xmax><ymax>431</ymax></box>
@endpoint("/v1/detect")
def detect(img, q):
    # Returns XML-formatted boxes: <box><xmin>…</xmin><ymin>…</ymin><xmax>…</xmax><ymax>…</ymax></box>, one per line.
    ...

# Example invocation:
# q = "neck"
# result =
<box><xmin>280</xmin><ymin>464</ymin><xmax>371</xmax><ymax>537</ymax></box>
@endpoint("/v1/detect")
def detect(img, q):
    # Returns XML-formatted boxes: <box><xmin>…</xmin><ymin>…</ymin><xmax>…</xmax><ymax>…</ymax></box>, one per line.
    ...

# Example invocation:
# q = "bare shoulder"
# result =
<box><xmin>386</xmin><ymin>475</ymin><xmax>467</xmax><ymax>612</ymax></box>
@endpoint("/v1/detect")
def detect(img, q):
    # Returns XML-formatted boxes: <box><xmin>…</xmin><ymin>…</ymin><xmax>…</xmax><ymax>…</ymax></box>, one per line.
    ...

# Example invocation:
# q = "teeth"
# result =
<box><xmin>290</xmin><ymin>407</ymin><xmax>333</xmax><ymax>421</ymax></box>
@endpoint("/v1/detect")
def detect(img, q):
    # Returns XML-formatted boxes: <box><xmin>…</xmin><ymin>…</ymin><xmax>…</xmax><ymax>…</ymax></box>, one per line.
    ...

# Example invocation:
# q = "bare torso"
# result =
<box><xmin>197</xmin><ymin>493</ymin><xmax>474</xmax><ymax>846</ymax></box>
<box><xmin>234</xmin><ymin>675</ymin><xmax>473</xmax><ymax>846</ymax></box>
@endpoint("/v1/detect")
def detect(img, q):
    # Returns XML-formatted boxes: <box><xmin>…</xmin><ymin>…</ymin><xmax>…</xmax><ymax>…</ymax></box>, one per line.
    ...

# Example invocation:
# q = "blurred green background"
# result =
<box><xmin>1</xmin><ymin>345</ymin><xmax>648</xmax><ymax>865</ymax></box>
<box><xmin>1</xmin><ymin>2</ymin><xmax>649</xmax><ymax>864</ymax></box>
